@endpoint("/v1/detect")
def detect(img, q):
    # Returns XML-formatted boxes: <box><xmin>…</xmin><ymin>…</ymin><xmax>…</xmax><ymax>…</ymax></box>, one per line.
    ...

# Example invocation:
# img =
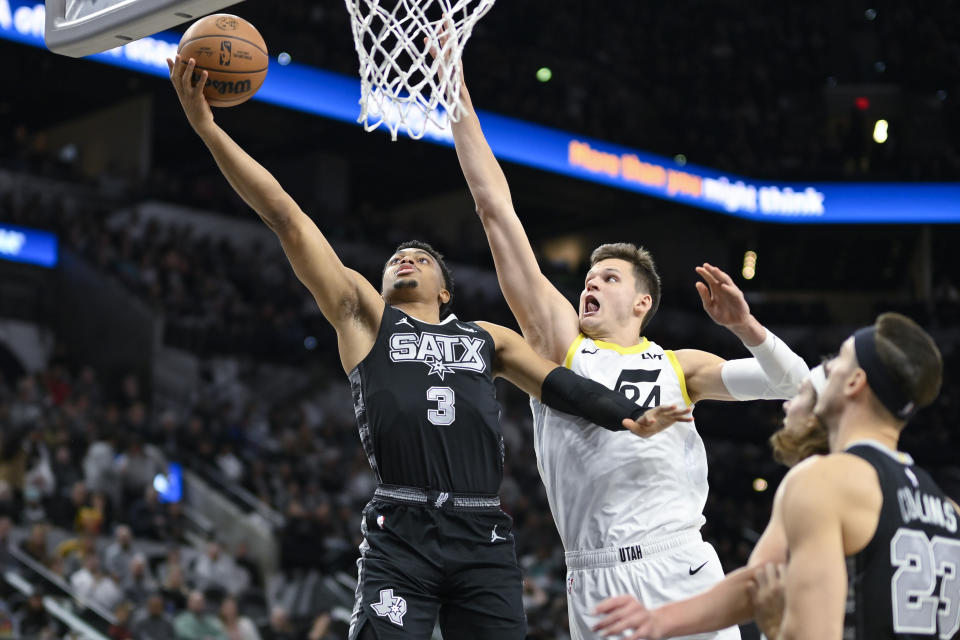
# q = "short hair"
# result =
<box><xmin>392</xmin><ymin>241</ymin><xmax>455</xmax><ymax>319</ymax></box>
<box><xmin>589</xmin><ymin>243</ymin><xmax>662</xmax><ymax>331</ymax></box>
<box><xmin>873</xmin><ymin>312</ymin><xmax>943</xmax><ymax>413</ymax></box>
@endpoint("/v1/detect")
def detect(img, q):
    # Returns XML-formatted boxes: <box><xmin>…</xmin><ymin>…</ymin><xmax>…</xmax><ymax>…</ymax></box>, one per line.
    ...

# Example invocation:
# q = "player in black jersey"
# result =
<box><xmin>591</xmin><ymin>315</ymin><xmax>958</xmax><ymax>640</ymax></box>
<box><xmin>167</xmin><ymin>55</ymin><xmax>695</xmax><ymax>640</ymax></box>
<box><xmin>773</xmin><ymin>313</ymin><xmax>959</xmax><ymax>640</ymax></box>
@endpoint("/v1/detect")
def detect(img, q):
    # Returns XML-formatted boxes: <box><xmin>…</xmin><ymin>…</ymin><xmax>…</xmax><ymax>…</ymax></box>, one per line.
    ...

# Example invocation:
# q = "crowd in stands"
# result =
<box><xmin>0</xmin><ymin>359</ymin><xmax>343</xmax><ymax>639</ymax></box>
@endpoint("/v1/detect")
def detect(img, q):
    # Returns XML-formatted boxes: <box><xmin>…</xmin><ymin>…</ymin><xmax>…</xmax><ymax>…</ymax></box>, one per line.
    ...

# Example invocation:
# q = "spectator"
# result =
<box><xmin>0</xmin><ymin>516</ymin><xmax>12</xmax><ymax>573</ymax></box>
<box><xmin>20</xmin><ymin>523</ymin><xmax>51</xmax><ymax>568</ymax></box>
<box><xmin>133</xmin><ymin>593</ymin><xmax>176</xmax><ymax>640</ymax></box>
<box><xmin>263</xmin><ymin>606</ymin><xmax>296</xmax><ymax>640</ymax></box>
<box><xmin>0</xmin><ymin>597</ymin><xmax>16</xmax><ymax>639</ymax></box>
<box><xmin>0</xmin><ymin>481</ymin><xmax>16</xmax><ymax>519</ymax></box>
<box><xmin>232</xmin><ymin>542</ymin><xmax>262</xmax><ymax>590</ymax></box>
<box><xmin>83</xmin><ymin>430</ymin><xmax>117</xmax><ymax>496</ymax></box>
<box><xmin>218</xmin><ymin>596</ymin><xmax>260</xmax><ymax>640</ymax></box>
<box><xmin>173</xmin><ymin>591</ymin><xmax>226</xmax><ymax>640</ymax></box>
<box><xmin>160</xmin><ymin>563</ymin><xmax>189</xmax><ymax>614</ymax></box>
<box><xmin>193</xmin><ymin>541</ymin><xmax>244</xmax><ymax>595</ymax></box>
<box><xmin>108</xmin><ymin>601</ymin><xmax>134</xmax><ymax>640</ymax></box>
<box><xmin>15</xmin><ymin>587</ymin><xmax>57</xmax><ymax>639</ymax></box>
<box><xmin>49</xmin><ymin>480</ymin><xmax>88</xmax><ymax>530</ymax></box>
<box><xmin>21</xmin><ymin>485</ymin><xmax>47</xmax><ymax>525</ymax></box>
<box><xmin>55</xmin><ymin>532</ymin><xmax>97</xmax><ymax>577</ymax></box>
<box><xmin>123</xmin><ymin>552</ymin><xmax>157</xmax><ymax>606</ymax></box>
<box><xmin>128</xmin><ymin>485</ymin><xmax>170</xmax><ymax>539</ymax></box>
<box><xmin>103</xmin><ymin>524</ymin><xmax>135</xmax><ymax>582</ymax></box>
<box><xmin>70</xmin><ymin>555</ymin><xmax>123</xmax><ymax>612</ymax></box>
<box><xmin>115</xmin><ymin>436</ymin><xmax>163</xmax><ymax>503</ymax></box>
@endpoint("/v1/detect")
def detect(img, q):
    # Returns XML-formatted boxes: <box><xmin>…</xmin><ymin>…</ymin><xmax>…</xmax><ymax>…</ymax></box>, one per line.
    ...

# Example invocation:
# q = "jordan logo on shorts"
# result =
<box><xmin>371</xmin><ymin>589</ymin><xmax>407</xmax><ymax>626</ymax></box>
<box><xmin>490</xmin><ymin>525</ymin><xmax>507</xmax><ymax>543</ymax></box>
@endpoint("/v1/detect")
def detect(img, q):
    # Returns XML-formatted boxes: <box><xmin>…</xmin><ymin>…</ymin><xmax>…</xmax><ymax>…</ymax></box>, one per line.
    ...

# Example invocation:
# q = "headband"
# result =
<box><xmin>853</xmin><ymin>327</ymin><xmax>916</xmax><ymax>420</ymax></box>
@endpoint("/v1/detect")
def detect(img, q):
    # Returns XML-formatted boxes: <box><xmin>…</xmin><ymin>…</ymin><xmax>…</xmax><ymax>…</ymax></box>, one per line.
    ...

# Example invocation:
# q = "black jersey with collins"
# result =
<box><xmin>349</xmin><ymin>306</ymin><xmax>503</xmax><ymax>495</ymax></box>
<box><xmin>844</xmin><ymin>443</ymin><xmax>960</xmax><ymax>640</ymax></box>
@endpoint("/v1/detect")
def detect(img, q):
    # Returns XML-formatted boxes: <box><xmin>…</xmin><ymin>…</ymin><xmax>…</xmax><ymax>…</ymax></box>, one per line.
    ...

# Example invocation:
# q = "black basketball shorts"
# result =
<box><xmin>348</xmin><ymin>497</ymin><xmax>527</xmax><ymax>640</ymax></box>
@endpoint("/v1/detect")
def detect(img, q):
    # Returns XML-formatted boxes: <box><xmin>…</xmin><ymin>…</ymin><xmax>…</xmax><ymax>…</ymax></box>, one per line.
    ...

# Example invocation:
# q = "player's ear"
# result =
<box><xmin>439</xmin><ymin>289</ymin><xmax>451</xmax><ymax>305</ymax></box>
<box><xmin>845</xmin><ymin>367</ymin><xmax>869</xmax><ymax>399</ymax></box>
<box><xmin>633</xmin><ymin>292</ymin><xmax>652</xmax><ymax>317</ymax></box>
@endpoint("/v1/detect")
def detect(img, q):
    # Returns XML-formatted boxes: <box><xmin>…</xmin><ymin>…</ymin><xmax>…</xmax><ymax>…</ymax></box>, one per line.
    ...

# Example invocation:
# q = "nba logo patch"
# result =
<box><xmin>377</xmin><ymin>514</ymin><xmax>385</xmax><ymax>529</ymax></box>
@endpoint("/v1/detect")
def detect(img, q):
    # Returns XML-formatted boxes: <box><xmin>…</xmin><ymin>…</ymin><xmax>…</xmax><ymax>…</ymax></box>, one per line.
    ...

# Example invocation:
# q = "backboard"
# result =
<box><xmin>44</xmin><ymin>0</ymin><xmax>244</xmax><ymax>57</ymax></box>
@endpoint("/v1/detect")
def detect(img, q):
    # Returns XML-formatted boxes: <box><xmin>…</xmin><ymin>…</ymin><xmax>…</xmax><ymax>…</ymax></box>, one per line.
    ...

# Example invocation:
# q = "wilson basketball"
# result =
<box><xmin>178</xmin><ymin>14</ymin><xmax>268</xmax><ymax>108</ymax></box>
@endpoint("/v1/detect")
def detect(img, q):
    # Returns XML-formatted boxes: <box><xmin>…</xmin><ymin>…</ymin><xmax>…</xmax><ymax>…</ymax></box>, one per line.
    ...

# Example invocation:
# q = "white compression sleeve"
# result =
<box><xmin>720</xmin><ymin>329</ymin><xmax>810</xmax><ymax>401</ymax></box>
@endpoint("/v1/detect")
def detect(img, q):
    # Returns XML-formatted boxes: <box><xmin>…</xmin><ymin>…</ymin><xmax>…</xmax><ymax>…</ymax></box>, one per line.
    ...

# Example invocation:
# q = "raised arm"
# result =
<box><xmin>477</xmin><ymin>322</ymin><xmax>692</xmax><ymax>436</ymax></box>
<box><xmin>678</xmin><ymin>264</ymin><xmax>808</xmax><ymax>403</ymax></box>
<box><xmin>452</xmin><ymin>83</ymin><xmax>579</xmax><ymax>362</ymax></box>
<box><xmin>167</xmin><ymin>56</ymin><xmax>383</xmax><ymax>371</ymax></box>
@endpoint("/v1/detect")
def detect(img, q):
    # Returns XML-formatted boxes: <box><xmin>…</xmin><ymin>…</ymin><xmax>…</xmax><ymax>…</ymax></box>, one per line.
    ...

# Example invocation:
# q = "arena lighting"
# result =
<box><xmin>277</xmin><ymin>51</ymin><xmax>291</xmax><ymax>66</ymax></box>
<box><xmin>0</xmin><ymin>222</ymin><xmax>58</xmax><ymax>267</ymax></box>
<box><xmin>874</xmin><ymin>119</ymin><xmax>889</xmax><ymax>144</ymax></box>
<box><xmin>854</xmin><ymin>96</ymin><xmax>870</xmax><ymax>111</ymax></box>
<box><xmin>6</xmin><ymin>0</ymin><xmax>960</xmax><ymax>223</ymax></box>
<box><xmin>536</xmin><ymin>66</ymin><xmax>552</xmax><ymax>82</ymax></box>
<box><xmin>742</xmin><ymin>250</ymin><xmax>757</xmax><ymax>280</ymax></box>
<box><xmin>753</xmin><ymin>478</ymin><xmax>769</xmax><ymax>492</ymax></box>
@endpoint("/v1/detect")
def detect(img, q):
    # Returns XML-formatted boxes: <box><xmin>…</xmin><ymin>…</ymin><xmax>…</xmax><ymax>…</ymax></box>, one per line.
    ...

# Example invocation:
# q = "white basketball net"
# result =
<box><xmin>345</xmin><ymin>0</ymin><xmax>497</xmax><ymax>140</ymax></box>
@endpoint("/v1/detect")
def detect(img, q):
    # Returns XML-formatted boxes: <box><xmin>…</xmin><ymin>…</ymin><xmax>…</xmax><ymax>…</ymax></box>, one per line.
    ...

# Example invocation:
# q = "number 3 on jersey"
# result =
<box><xmin>615</xmin><ymin>369</ymin><xmax>661</xmax><ymax>410</ymax></box>
<box><xmin>427</xmin><ymin>386</ymin><xmax>455</xmax><ymax>426</ymax></box>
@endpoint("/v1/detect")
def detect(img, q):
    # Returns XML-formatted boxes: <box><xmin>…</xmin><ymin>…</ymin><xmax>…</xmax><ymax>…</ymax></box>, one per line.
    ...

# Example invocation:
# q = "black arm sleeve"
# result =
<box><xmin>541</xmin><ymin>366</ymin><xmax>643</xmax><ymax>432</ymax></box>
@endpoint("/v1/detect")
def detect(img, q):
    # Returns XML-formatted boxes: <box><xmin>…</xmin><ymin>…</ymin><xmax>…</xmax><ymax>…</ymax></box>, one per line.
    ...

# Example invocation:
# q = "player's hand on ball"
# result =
<box><xmin>623</xmin><ymin>404</ymin><xmax>693</xmax><ymax>438</ymax></box>
<box><xmin>695</xmin><ymin>263</ymin><xmax>752</xmax><ymax>328</ymax></box>
<box><xmin>166</xmin><ymin>55</ymin><xmax>215</xmax><ymax>134</ymax></box>
<box><xmin>748</xmin><ymin>562</ymin><xmax>787</xmax><ymax>640</ymax></box>
<box><xmin>593</xmin><ymin>595</ymin><xmax>664</xmax><ymax>640</ymax></box>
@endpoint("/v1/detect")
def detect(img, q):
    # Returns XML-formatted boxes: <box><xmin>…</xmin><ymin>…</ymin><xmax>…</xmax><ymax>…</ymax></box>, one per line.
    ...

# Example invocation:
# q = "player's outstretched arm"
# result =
<box><xmin>593</xmin><ymin>567</ymin><xmax>758</xmax><ymax>640</ymax></box>
<box><xmin>678</xmin><ymin>263</ymin><xmax>808</xmax><ymax>403</ymax></box>
<box><xmin>776</xmin><ymin>462</ymin><xmax>847</xmax><ymax>640</ymax></box>
<box><xmin>452</xmin><ymin>83</ymin><xmax>579</xmax><ymax>362</ymax></box>
<box><xmin>167</xmin><ymin>56</ymin><xmax>382</xmax><ymax>369</ymax></box>
<box><xmin>477</xmin><ymin>322</ymin><xmax>692</xmax><ymax>436</ymax></box>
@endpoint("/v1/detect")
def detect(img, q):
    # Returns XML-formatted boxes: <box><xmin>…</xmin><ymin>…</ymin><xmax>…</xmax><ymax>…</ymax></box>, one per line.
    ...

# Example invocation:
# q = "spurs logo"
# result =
<box><xmin>389</xmin><ymin>332</ymin><xmax>486</xmax><ymax>379</ymax></box>
<box><xmin>371</xmin><ymin>589</ymin><xmax>407</xmax><ymax>626</ymax></box>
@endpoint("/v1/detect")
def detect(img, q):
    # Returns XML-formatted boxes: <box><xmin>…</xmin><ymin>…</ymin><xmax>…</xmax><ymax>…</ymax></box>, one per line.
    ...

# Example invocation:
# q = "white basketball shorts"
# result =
<box><xmin>564</xmin><ymin>531</ymin><xmax>741</xmax><ymax>640</ymax></box>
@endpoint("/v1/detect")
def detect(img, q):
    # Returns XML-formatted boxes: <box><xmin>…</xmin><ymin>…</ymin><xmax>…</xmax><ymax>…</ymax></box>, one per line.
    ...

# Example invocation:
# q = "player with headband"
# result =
<box><xmin>596</xmin><ymin>314</ymin><xmax>959</xmax><ymax>640</ymax></box>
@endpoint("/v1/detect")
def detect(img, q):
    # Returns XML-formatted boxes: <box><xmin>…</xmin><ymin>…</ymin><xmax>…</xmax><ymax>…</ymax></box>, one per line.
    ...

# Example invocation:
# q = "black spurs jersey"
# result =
<box><xmin>844</xmin><ymin>442</ymin><xmax>960</xmax><ymax>640</ymax></box>
<box><xmin>349</xmin><ymin>306</ymin><xmax>504</xmax><ymax>494</ymax></box>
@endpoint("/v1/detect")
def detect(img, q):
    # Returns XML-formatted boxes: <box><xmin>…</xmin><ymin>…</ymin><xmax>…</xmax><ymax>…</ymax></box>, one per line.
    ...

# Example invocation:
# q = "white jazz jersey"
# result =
<box><xmin>530</xmin><ymin>335</ymin><xmax>709</xmax><ymax>552</ymax></box>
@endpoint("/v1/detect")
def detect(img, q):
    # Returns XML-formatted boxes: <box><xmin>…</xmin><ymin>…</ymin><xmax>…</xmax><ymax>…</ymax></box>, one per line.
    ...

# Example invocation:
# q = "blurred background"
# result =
<box><xmin>1</xmin><ymin>1</ymin><xmax>959</xmax><ymax>638</ymax></box>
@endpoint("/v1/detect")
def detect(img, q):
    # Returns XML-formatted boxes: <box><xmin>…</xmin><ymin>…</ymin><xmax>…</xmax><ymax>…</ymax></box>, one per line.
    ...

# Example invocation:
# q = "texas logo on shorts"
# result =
<box><xmin>388</xmin><ymin>331</ymin><xmax>487</xmax><ymax>380</ymax></box>
<box><xmin>371</xmin><ymin>589</ymin><xmax>407</xmax><ymax>626</ymax></box>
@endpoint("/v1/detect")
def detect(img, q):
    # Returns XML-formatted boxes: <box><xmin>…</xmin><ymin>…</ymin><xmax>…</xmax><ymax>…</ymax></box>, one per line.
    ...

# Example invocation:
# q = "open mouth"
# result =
<box><xmin>583</xmin><ymin>295</ymin><xmax>600</xmax><ymax>316</ymax></box>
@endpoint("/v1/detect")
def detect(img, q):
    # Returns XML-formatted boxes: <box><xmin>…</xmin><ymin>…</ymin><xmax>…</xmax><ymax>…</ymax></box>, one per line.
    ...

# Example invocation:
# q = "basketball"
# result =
<box><xmin>177</xmin><ymin>14</ymin><xmax>268</xmax><ymax>108</ymax></box>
